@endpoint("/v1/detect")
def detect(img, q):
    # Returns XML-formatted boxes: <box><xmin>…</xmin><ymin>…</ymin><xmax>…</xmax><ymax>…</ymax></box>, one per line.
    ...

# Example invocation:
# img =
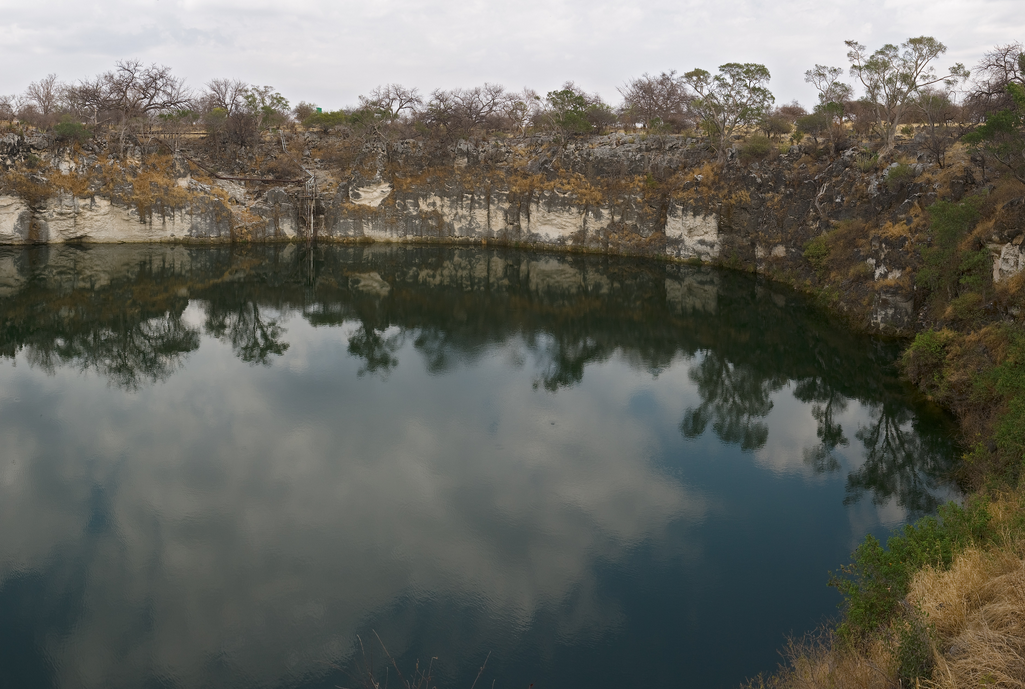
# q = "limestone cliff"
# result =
<box><xmin>1</xmin><ymin>128</ymin><xmax>1023</xmax><ymax>335</ymax></box>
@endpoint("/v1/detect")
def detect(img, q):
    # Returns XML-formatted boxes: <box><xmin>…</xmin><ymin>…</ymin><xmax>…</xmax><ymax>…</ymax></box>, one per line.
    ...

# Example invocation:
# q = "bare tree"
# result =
<box><xmin>618</xmin><ymin>70</ymin><xmax>691</xmax><ymax>131</ymax></box>
<box><xmin>93</xmin><ymin>60</ymin><xmax>192</xmax><ymax>119</ymax></box>
<box><xmin>24</xmin><ymin>73</ymin><xmax>63</xmax><ymax>120</ymax></box>
<box><xmin>205</xmin><ymin>78</ymin><xmax>249</xmax><ymax>117</ymax></box>
<box><xmin>71</xmin><ymin>60</ymin><xmax>191</xmax><ymax>155</ymax></box>
<box><xmin>915</xmin><ymin>87</ymin><xmax>957</xmax><ymax>167</ymax></box>
<box><xmin>360</xmin><ymin>84</ymin><xmax>422</xmax><ymax>121</ymax></box>
<box><xmin>965</xmin><ymin>43</ymin><xmax>1025</xmax><ymax>117</ymax></box>
<box><xmin>504</xmin><ymin>87</ymin><xmax>543</xmax><ymax>135</ymax></box>
<box><xmin>292</xmin><ymin>100</ymin><xmax>318</xmax><ymax>123</ymax></box>
<box><xmin>0</xmin><ymin>94</ymin><xmax>18</xmax><ymax>121</ymax></box>
<box><xmin>420</xmin><ymin>83</ymin><xmax>516</xmax><ymax>137</ymax></box>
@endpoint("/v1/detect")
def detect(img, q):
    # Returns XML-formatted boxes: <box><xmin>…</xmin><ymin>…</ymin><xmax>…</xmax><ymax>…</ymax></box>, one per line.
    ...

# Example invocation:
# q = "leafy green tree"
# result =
<box><xmin>845</xmin><ymin>37</ymin><xmax>968</xmax><ymax>154</ymax></box>
<box><xmin>683</xmin><ymin>63</ymin><xmax>775</xmax><ymax>161</ymax></box>
<box><xmin>544</xmin><ymin>86</ymin><xmax>612</xmax><ymax>136</ymax></box>
<box><xmin>303</xmin><ymin>109</ymin><xmax>350</xmax><ymax>132</ymax></box>
<box><xmin>796</xmin><ymin>111</ymin><xmax>831</xmax><ymax>144</ymax></box>
<box><xmin>804</xmin><ymin>64</ymin><xmax>853</xmax><ymax>146</ymax></box>
<box><xmin>243</xmin><ymin>85</ymin><xmax>290</xmax><ymax>131</ymax></box>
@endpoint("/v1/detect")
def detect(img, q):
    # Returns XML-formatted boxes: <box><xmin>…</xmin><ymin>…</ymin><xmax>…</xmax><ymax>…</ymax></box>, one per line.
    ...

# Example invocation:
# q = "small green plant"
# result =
<box><xmin>803</xmin><ymin>234</ymin><xmax>832</xmax><ymax>278</ymax></box>
<box><xmin>895</xmin><ymin>611</ymin><xmax>934</xmax><ymax>684</ymax></box>
<box><xmin>900</xmin><ymin>124</ymin><xmax>915</xmax><ymax>139</ymax></box>
<box><xmin>885</xmin><ymin>162</ymin><xmax>917</xmax><ymax>192</ymax></box>
<box><xmin>855</xmin><ymin>151</ymin><xmax>878</xmax><ymax>172</ymax></box>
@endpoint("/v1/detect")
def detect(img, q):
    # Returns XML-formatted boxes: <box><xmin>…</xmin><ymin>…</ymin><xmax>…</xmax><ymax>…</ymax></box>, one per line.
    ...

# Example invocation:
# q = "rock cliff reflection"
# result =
<box><xmin>0</xmin><ymin>245</ymin><xmax>958</xmax><ymax>689</ymax></box>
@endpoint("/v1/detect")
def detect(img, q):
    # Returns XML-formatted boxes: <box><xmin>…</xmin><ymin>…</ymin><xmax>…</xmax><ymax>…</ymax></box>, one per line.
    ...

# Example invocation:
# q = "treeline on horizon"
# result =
<box><xmin>1</xmin><ymin>37</ymin><xmax>1023</xmax><ymax>164</ymax></box>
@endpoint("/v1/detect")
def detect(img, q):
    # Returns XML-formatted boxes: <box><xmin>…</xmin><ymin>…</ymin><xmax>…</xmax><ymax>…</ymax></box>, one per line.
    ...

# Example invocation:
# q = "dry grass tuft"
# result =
<box><xmin>917</xmin><ymin>556</ymin><xmax>1025</xmax><ymax>688</ymax></box>
<box><xmin>747</xmin><ymin>633</ymin><xmax>898</xmax><ymax>689</ymax></box>
<box><xmin>909</xmin><ymin>490</ymin><xmax>1025</xmax><ymax>689</ymax></box>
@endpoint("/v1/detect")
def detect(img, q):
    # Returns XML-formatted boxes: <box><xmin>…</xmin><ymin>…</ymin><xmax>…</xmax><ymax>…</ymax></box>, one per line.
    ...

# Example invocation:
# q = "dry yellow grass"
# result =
<box><xmin>907</xmin><ymin>489</ymin><xmax>1025</xmax><ymax>689</ymax></box>
<box><xmin>911</xmin><ymin>548</ymin><xmax>1025</xmax><ymax>688</ymax></box>
<box><xmin>746</xmin><ymin>634</ymin><xmax>899</xmax><ymax>689</ymax></box>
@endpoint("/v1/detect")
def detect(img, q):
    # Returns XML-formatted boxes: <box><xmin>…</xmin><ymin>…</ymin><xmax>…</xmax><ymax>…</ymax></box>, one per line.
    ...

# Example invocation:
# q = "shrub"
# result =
<box><xmin>848</xmin><ymin>260</ymin><xmax>874</xmax><ymax>281</ymax></box>
<box><xmin>984</xmin><ymin>326</ymin><xmax>1025</xmax><ymax>477</ymax></box>
<box><xmin>917</xmin><ymin>199</ymin><xmax>986</xmax><ymax>304</ymax></box>
<box><xmin>304</xmin><ymin>110</ymin><xmax>350</xmax><ymax>132</ymax></box>
<box><xmin>796</xmin><ymin>111</ymin><xmax>830</xmax><ymax>143</ymax></box>
<box><xmin>741</xmin><ymin>134</ymin><xmax>772</xmax><ymax>161</ymax></box>
<box><xmin>831</xmin><ymin>498</ymin><xmax>992</xmax><ymax>643</ymax></box>
<box><xmin>894</xmin><ymin>612</ymin><xmax>934</xmax><ymax>684</ymax></box>
<box><xmin>803</xmin><ymin>234</ymin><xmax>832</xmax><ymax>277</ymax></box>
<box><xmin>902</xmin><ymin>329</ymin><xmax>953</xmax><ymax>392</ymax></box>
<box><xmin>946</xmin><ymin>291</ymin><xmax>985</xmax><ymax>326</ymax></box>
<box><xmin>885</xmin><ymin>162</ymin><xmax>917</xmax><ymax>192</ymax></box>
<box><xmin>53</xmin><ymin>117</ymin><xmax>92</xmax><ymax>144</ymax></box>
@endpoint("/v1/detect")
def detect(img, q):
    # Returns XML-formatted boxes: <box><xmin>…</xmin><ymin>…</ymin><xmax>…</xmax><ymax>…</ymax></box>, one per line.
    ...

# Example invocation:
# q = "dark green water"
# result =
<box><xmin>0</xmin><ymin>244</ymin><xmax>958</xmax><ymax>689</ymax></box>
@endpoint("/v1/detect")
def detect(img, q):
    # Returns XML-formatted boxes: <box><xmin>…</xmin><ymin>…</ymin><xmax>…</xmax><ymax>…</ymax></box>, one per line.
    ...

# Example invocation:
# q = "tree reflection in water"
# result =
<box><xmin>347</xmin><ymin>324</ymin><xmax>402</xmax><ymax>376</ymax></box>
<box><xmin>794</xmin><ymin>377</ymin><xmax>849</xmax><ymax>474</ymax></box>
<box><xmin>205</xmin><ymin>300</ymin><xmax>289</xmax><ymax>366</ymax></box>
<box><xmin>680</xmin><ymin>353</ymin><xmax>775</xmax><ymax>451</ymax></box>
<box><xmin>0</xmin><ymin>244</ymin><xmax>958</xmax><ymax>516</ymax></box>
<box><xmin>27</xmin><ymin>314</ymin><xmax>201</xmax><ymax>390</ymax></box>
<box><xmin>846</xmin><ymin>399</ymin><xmax>957</xmax><ymax>515</ymax></box>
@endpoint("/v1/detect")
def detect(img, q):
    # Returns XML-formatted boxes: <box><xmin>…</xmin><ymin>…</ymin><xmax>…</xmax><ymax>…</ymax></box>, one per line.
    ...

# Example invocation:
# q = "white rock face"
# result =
<box><xmin>526</xmin><ymin>203</ymin><xmax>585</xmax><ymax>241</ymax></box>
<box><xmin>350</xmin><ymin>181</ymin><xmax>393</xmax><ymax>207</ymax></box>
<box><xmin>327</xmin><ymin>187</ymin><xmax>718</xmax><ymax>257</ymax></box>
<box><xmin>0</xmin><ymin>194</ymin><xmax>230</xmax><ymax>244</ymax></box>
<box><xmin>664</xmin><ymin>209</ymin><xmax>719</xmax><ymax>261</ymax></box>
<box><xmin>0</xmin><ymin>195</ymin><xmax>32</xmax><ymax>243</ymax></box>
<box><xmin>525</xmin><ymin>192</ymin><xmax>614</xmax><ymax>243</ymax></box>
<box><xmin>417</xmin><ymin>193</ymin><xmax>490</xmax><ymax>237</ymax></box>
<box><xmin>40</xmin><ymin>195</ymin><xmax>187</xmax><ymax>242</ymax></box>
<box><xmin>993</xmin><ymin>241</ymin><xmax>1025</xmax><ymax>282</ymax></box>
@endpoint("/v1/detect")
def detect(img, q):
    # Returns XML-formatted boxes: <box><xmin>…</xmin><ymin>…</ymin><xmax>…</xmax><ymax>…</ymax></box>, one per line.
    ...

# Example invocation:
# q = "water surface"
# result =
<box><xmin>0</xmin><ymin>244</ymin><xmax>958</xmax><ymax>688</ymax></box>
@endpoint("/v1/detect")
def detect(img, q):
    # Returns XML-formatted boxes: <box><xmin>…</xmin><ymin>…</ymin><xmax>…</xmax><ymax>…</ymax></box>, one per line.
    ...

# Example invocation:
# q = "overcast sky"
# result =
<box><xmin>2</xmin><ymin>0</ymin><xmax>1022</xmax><ymax>111</ymax></box>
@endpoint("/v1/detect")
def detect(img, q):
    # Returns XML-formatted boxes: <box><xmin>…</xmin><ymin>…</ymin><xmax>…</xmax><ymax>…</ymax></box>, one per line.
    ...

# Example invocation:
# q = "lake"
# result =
<box><xmin>0</xmin><ymin>243</ymin><xmax>959</xmax><ymax>688</ymax></box>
